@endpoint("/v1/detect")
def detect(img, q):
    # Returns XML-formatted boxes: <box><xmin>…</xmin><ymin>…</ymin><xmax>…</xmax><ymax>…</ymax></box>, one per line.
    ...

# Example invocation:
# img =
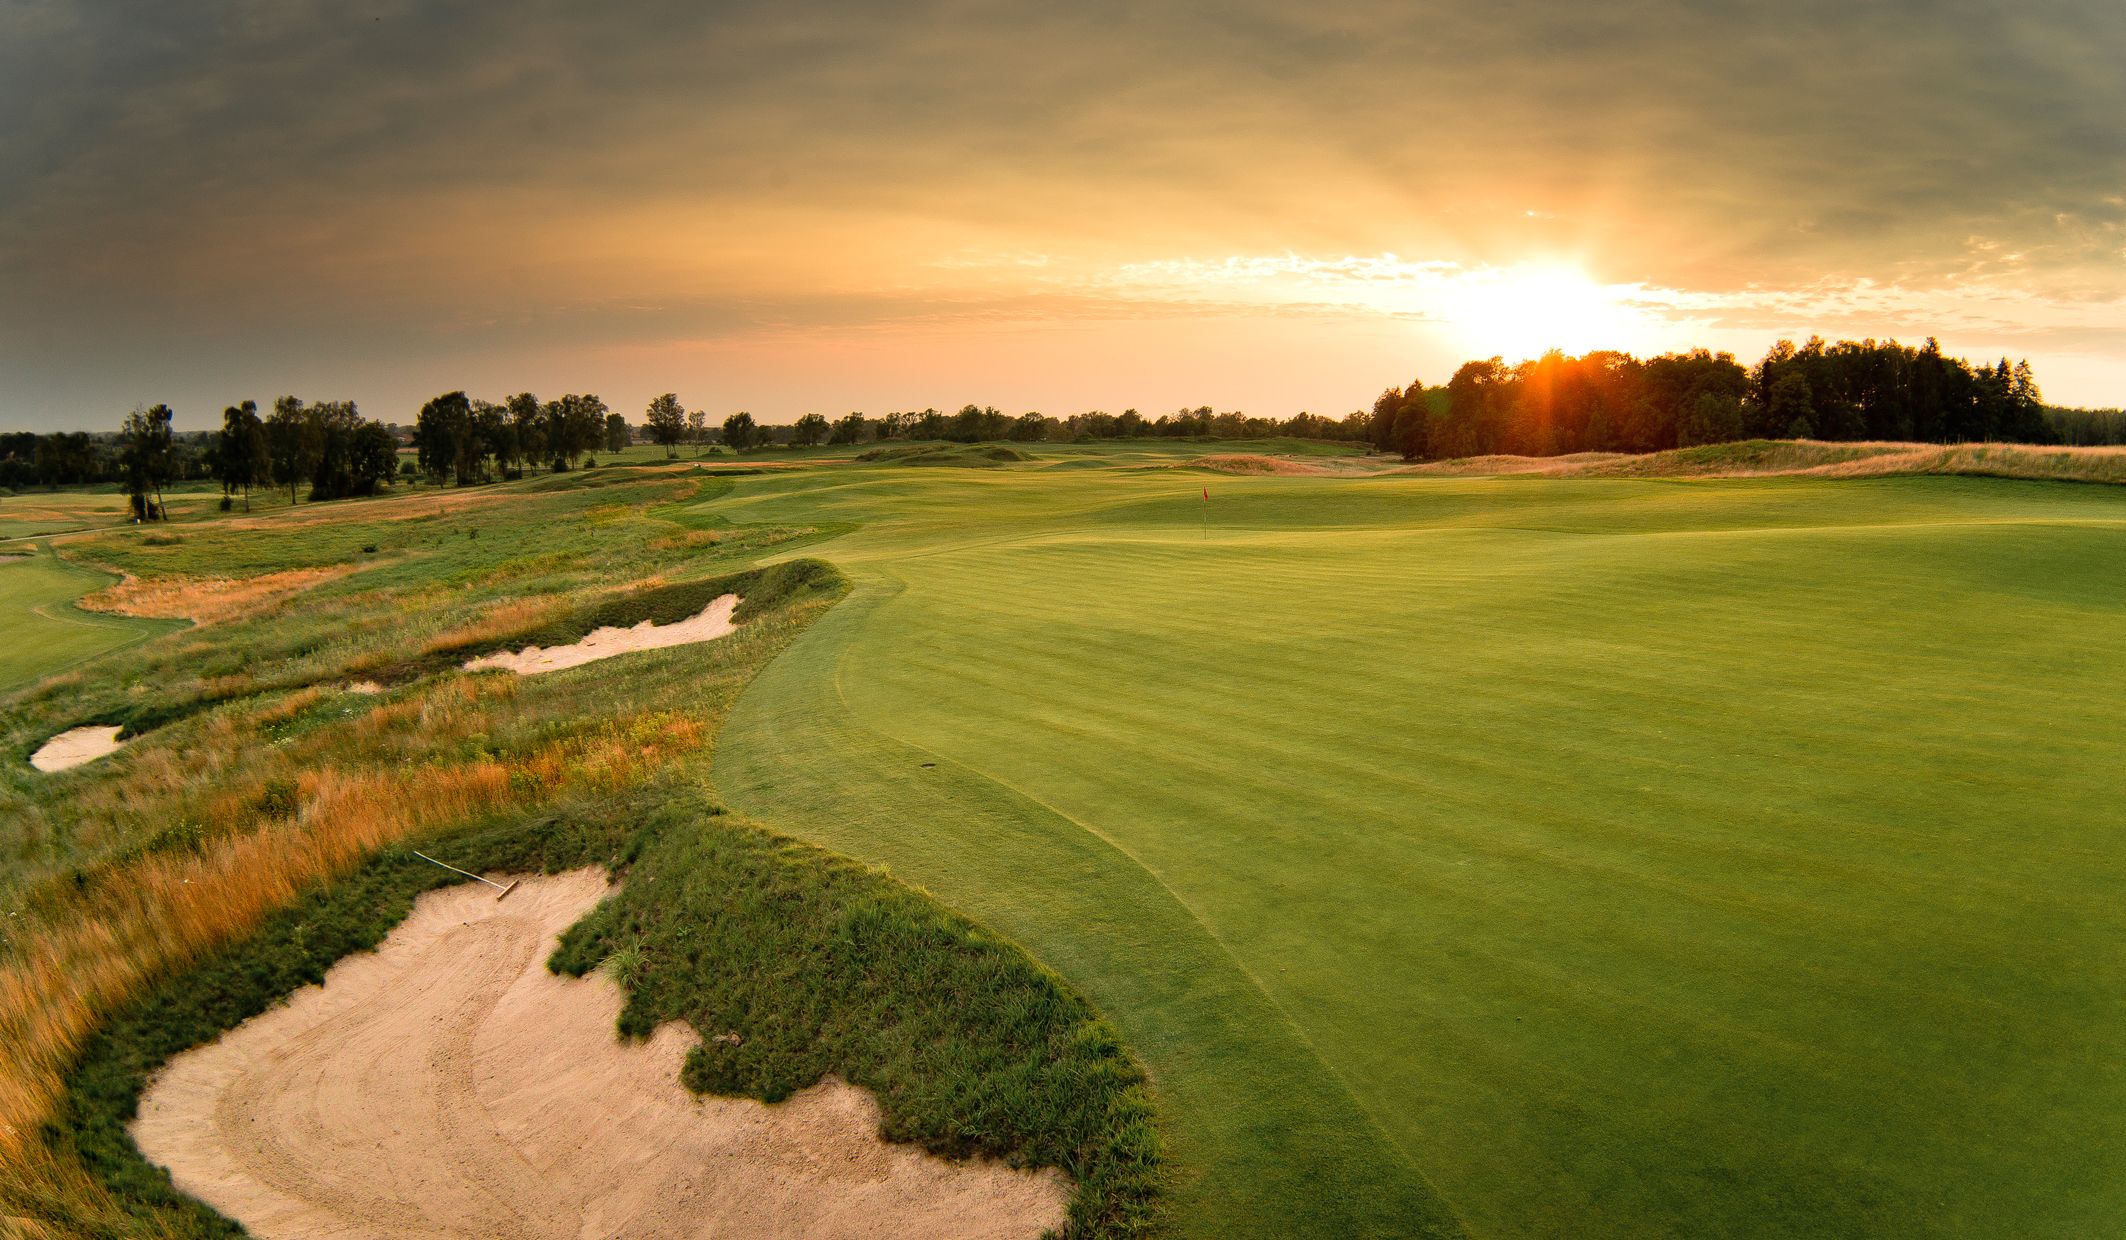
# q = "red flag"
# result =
<box><xmin>1202</xmin><ymin>487</ymin><xmax>1209</xmax><ymax>501</ymax></box>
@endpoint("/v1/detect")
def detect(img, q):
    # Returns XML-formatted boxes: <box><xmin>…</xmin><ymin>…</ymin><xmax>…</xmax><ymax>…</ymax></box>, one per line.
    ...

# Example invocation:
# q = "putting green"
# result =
<box><xmin>0</xmin><ymin>548</ymin><xmax>180</xmax><ymax>694</ymax></box>
<box><xmin>711</xmin><ymin>459</ymin><xmax>2126</xmax><ymax>1237</ymax></box>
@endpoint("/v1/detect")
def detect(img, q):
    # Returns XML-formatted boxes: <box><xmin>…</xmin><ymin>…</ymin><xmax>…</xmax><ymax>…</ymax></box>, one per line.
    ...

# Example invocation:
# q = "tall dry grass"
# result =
<box><xmin>77</xmin><ymin>566</ymin><xmax>356</xmax><ymax>626</ymax></box>
<box><xmin>1403</xmin><ymin>440</ymin><xmax>2126</xmax><ymax>484</ymax></box>
<box><xmin>0</xmin><ymin>691</ymin><xmax>704</xmax><ymax>1195</ymax></box>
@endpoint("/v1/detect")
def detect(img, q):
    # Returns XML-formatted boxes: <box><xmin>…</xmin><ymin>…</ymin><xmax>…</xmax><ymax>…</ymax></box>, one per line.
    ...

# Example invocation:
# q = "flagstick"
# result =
<box><xmin>1201</xmin><ymin>486</ymin><xmax>1208</xmax><ymax>540</ymax></box>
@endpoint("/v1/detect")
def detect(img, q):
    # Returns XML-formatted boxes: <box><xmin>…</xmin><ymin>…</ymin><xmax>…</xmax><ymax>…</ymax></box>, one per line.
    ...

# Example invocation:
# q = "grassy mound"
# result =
<box><xmin>859</xmin><ymin>443</ymin><xmax>1032</xmax><ymax>467</ymax></box>
<box><xmin>1409</xmin><ymin>439</ymin><xmax>2126</xmax><ymax>484</ymax></box>
<box><xmin>43</xmin><ymin>781</ymin><xmax>1160</xmax><ymax>1238</ymax></box>
<box><xmin>1177</xmin><ymin>454</ymin><xmax>1333</xmax><ymax>476</ymax></box>
<box><xmin>1568</xmin><ymin>439</ymin><xmax>1915</xmax><ymax>477</ymax></box>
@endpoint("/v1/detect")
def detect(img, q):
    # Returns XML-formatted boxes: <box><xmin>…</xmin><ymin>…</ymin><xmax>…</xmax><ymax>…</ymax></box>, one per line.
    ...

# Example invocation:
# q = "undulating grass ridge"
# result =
<box><xmin>708</xmin><ymin>462</ymin><xmax>2126</xmax><ymax>1238</ymax></box>
<box><xmin>550</xmin><ymin>787</ymin><xmax>1162</xmax><ymax>1237</ymax></box>
<box><xmin>11</xmin><ymin>441</ymin><xmax>2125</xmax><ymax>1239</ymax></box>
<box><xmin>41</xmin><ymin>781</ymin><xmax>1160</xmax><ymax>1239</ymax></box>
<box><xmin>2</xmin><ymin>458</ymin><xmax>1167</xmax><ymax>1238</ymax></box>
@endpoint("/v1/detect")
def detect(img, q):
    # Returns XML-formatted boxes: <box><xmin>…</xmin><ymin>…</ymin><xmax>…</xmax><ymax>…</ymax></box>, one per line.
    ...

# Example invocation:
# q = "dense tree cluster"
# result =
<box><xmin>2036</xmin><ymin>406</ymin><xmax>2126</xmax><ymax>446</ymax></box>
<box><xmin>0</xmin><ymin>430</ymin><xmax>217</xmax><ymax>490</ymax></box>
<box><xmin>1365</xmin><ymin>338</ymin><xmax>2057</xmax><ymax>461</ymax></box>
<box><xmin>245</xmin><ymin>396</ymin><xmax>398</xmax><ymax>506</ymax></box>
<box><xmin>411</xmin><ymin>391</ymin><xmax>615</xmax><ymax>484</ymax></box>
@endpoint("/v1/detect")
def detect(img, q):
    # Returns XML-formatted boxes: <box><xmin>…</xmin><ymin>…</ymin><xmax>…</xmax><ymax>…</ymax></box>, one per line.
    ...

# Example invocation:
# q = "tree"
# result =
<box><xmin>1369</xmin><ymin>386</ymin><xmax>1406</xmax><ymax>453</ymax></box>
<box><xmin>1766</xmin><ymin>371</ymin><xmax>1815</xmax><ymax>439</ymax></box>
<box><xmin>686</xmin><ymin>409</ymin><xmax>708</xmax><ymax>455</ymax></box>
<box><xmin>305</xmin><ymin>400</ymin><xmax>370</xmax><ymax>499</ymax></box>
<box><xmin>415</xmin><ymin>391</ymin><xmax>479</xmax><ymax>485</ymax></box>
<box><xmin>506</xmin><ymin>393</ymin><xmax>544</xmax><ymax>473</ymax></box>
<box><xmin>792</xmin><ymin>412</ymin><xmax>829</xmax><ymax>446</ymax></box>
<box><xmin>216</xmin><ymin>399</ymin><xmax>268</xmax><ymax>510</ymax></box>
<box><xmin>541</xmin><ymin>394</ymin><xmax>606</xmax><ymax>470</ymax></box>
<box><xmin>1391</xmin><ymin>396</ymin><xmax>1430</xmax><ymax>461</ymax></box>
<box><xmin>722</xmin><ymin>410</ymin><xmax>758</xmax><ymax>452</ymax></box>
<box><xmin>349</xmin><ymin>421</ymin><xmax>399</xmax><ymax>495</ymax></box>
<box><xmin>646</xmin><ymin>393</ymin><xmax>686</xmax><ymax>458</ymax></box>
<box><xmin>120</xmin><ymin>403</ymin><xmax>175</xmax><ymax>521</ymax></box>
<box><xmin>1678</xmin><ymin>392</ymin><xmax>1744</xmax><ymax>447</ymax></box>
<box><xmin>829</xmin><ymin>412</ymin><xmax>867</xmax><ymax>445</ymax></box>
<box><xmin>605</xmin><ymin>411</ymin><xmax>631</xmax><ymax>455</ymax></box>
<box><xmin>264</xmin><ymin>396</ymin><xmax>321</xmax><ymax>504</ymax></box>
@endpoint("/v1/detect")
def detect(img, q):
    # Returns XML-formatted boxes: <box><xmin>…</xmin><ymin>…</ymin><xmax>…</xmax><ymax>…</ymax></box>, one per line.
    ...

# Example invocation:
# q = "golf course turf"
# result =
<box><xmin>6</xmin><ymin>444</ymin><xmax>2122</xmax><ymax>1237</ymax></box>
<box><xmin>706</xmin><ymin>454</ymin><xmax>2126</xmax><ymax>1236</ymax></box>
<box><xmin>0</xmin><ymin>547</ymin><xmax>181</xmax><ymax>695</ymax></box>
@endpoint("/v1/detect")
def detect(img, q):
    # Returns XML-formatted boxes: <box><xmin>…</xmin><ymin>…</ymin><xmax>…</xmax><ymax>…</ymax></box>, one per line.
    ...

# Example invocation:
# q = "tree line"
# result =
<box><xmin>2</xmin><ymin>339</ymin><xmax>2114</xmax><ymax>511</ymax></box>
<box><xmin>1364</xmin><ymin>337</ymin><xmax>2061</xmax><ymax>461</ymax></box>
<box><xmin>638</xmin><ymin>396</ymin><xmax>1371</xmax><ymax>455</ymax></box>
<box><xmin>0</xmin><ymin>397</ymin><xmax>399</xmax><ymax>519</ymax></box>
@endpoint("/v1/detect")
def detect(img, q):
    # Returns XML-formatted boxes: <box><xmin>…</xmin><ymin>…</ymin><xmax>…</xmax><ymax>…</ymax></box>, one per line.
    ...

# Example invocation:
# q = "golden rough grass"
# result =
<box><xmin>1399</xmin><ymin>452</ymin><xmax>1628</xmax><ymax>476</ymax></box>
<box><xmin>0</xmin><ymin>704</ymin><xmax>705</xmax><ymax>1171</ymax></box>
<box><xmin>1406</xmin><ymin>441</ymin><xmax>2126</xmax><ymax>484</ymax></box>
<box><xmin>409</xmin><ymin>596</ymin><xmax>573</xmax><ymax>660</ymax></box>
<box><xmin>78</xmin><ymin>566</ymin><xmax>356</xmax><ymax>626</ymax></box>
<box><xmin>0</xmin><ymin>763</ymin><xmax>510</xmax><ymax>1152</ymax></box>
<box><xmin>1793</xmin><ymin>442</ymin><xmax>2126</xmax><ymax>483</ymax></box>
<box><xmin>220</xmin><ymin>484</ymin><xmax>518</xmax><ymax>531</ymax></box>
<box><xmin>1184</xmin><ymin>454</ymin><xmax>1333</xmax><ymax>476</ymax></box>
<box><xmin>648</xmin><ymin>529</ymin><xmax>725</xmax><ymax>551</ymax></box>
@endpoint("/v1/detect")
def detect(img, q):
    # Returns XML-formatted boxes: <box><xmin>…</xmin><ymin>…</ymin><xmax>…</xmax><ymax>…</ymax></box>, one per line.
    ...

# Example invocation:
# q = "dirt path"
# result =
<box><xmin>132</xmin><ymin>870</ymin><xmax>1069</xmax><ymax>1239</ymax></box>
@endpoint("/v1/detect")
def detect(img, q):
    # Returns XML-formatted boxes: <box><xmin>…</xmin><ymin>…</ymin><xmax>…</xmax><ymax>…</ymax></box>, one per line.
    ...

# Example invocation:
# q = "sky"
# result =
<box><xmin>2</xmin><ymin>0</ymin><xmax>2123</xmax><ymax>431</ymax></box>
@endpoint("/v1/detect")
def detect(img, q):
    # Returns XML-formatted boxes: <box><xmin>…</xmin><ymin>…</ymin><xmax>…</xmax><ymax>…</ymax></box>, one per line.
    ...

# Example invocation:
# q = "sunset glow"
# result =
<box><xmin>1440</xmin><ymin>265</ymin><xmax>1669</xmax><ymax>361</ymax></box>
<box><xmin>1</xmin><ymin>4</ymin><xmax>2120</xmax><ymax>425</ymax></box>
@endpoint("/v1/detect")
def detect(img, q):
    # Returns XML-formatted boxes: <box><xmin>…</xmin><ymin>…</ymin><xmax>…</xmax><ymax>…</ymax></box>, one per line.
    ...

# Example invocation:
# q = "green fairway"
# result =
<box><xmin>709</xmin><ymin>462</ymin><xmax>2126</xmax><ymax>1236</ymax></box>
<box><xmin>0</xmin><ymin>548</ymin><xmax>181</xmax><ymax>693</ymax></box>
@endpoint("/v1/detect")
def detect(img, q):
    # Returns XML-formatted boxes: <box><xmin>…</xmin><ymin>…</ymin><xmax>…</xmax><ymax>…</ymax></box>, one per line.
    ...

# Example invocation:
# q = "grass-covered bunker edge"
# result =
<box><xmin>93</xmin><ymin>556</ymin><xmax>846</xmax><ymax>742</ymax></box>
<box><xmin>44</xmin><ymin>723</ymin><xmax>1162</xmax><ymax>1236</ymax></box>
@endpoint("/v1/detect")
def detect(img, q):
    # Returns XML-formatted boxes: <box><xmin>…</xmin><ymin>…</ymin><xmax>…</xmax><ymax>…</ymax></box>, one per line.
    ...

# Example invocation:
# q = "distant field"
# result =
<box><xmin>0</xmin><ymin>482</ymin><xmax>239</xmax><ymax>541</ymax></box>
<box><xmin>0</xmin><ymin>548</ymin><xmax>181</xmax><ymax>692</ymax></box>
<box><xmin>712</xmin><ymin>462</ymin><xmax>2126</xmax><ymax>1236</ymax></box>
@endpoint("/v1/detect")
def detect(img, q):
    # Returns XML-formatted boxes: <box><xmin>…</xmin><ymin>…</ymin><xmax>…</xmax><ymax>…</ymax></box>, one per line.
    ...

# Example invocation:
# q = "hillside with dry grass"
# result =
<box><xmin>1399</xmin><ymin>439</ymin><xmax>2126</xmax><ymax>484</ymax></box>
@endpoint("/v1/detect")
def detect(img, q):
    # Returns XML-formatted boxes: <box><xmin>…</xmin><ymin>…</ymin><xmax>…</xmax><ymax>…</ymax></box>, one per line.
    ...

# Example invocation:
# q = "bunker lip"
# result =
<box><xmin>464</xmin><ymin>593</ymin><xmax>742</xmax><ymax>675</ymax></box>
<box><xmin>30</xmin><ymin>724</ymin><xmax>126</xmax><ymax>772</ymax></box>
<box><xmin>131</xmin><ymin>869</ymin><xmax>1070</xmax><ymax>1240</ymax></box>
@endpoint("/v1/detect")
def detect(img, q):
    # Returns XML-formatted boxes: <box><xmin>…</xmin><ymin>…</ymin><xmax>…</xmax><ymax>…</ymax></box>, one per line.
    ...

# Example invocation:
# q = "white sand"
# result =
<box><xmin>465</xmin><ymin>594</ymin><xmax>742</xmax><ymax>676</ymax></box>
<box><xmin>30</xmin><ymin>724</ymin><xmax>126</xmax><ymax>772</ymax></box>
<box><xmin>132</xmin><ymin>870</ymin><xmax>1069</xmax><ymax>1240</ymax></box>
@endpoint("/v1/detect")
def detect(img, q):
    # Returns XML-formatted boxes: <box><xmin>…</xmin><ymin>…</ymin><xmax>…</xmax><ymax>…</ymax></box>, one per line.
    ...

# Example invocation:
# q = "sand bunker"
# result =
<box><xmin>30</xmin><ymin>724</ymin><xmax>125</xmax><ymax>772</ymax></box>
<box><xmin>464</xmin><ymin>594</ymin><xmax>741</xmax><ymax>676</ymax></box>
<box><xmin>133</xmin><ymin>870</ymin><xmax>1069</xmax><ymax>1240</ymax></box>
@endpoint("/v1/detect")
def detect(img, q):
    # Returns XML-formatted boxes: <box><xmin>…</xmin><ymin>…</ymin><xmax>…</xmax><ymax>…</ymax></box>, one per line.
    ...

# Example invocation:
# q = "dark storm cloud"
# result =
<box><xmin>1</xmin><ymin>0</ymin><xmax>2121</xmax><ymax>424</ymax></box>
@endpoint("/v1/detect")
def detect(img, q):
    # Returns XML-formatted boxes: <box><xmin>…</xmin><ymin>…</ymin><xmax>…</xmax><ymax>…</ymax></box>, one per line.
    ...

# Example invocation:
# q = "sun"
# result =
<box><xmin>1443</xmin><ymin>262</ymin><xmax>1658</xmax><ymax>360</ymax></box>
